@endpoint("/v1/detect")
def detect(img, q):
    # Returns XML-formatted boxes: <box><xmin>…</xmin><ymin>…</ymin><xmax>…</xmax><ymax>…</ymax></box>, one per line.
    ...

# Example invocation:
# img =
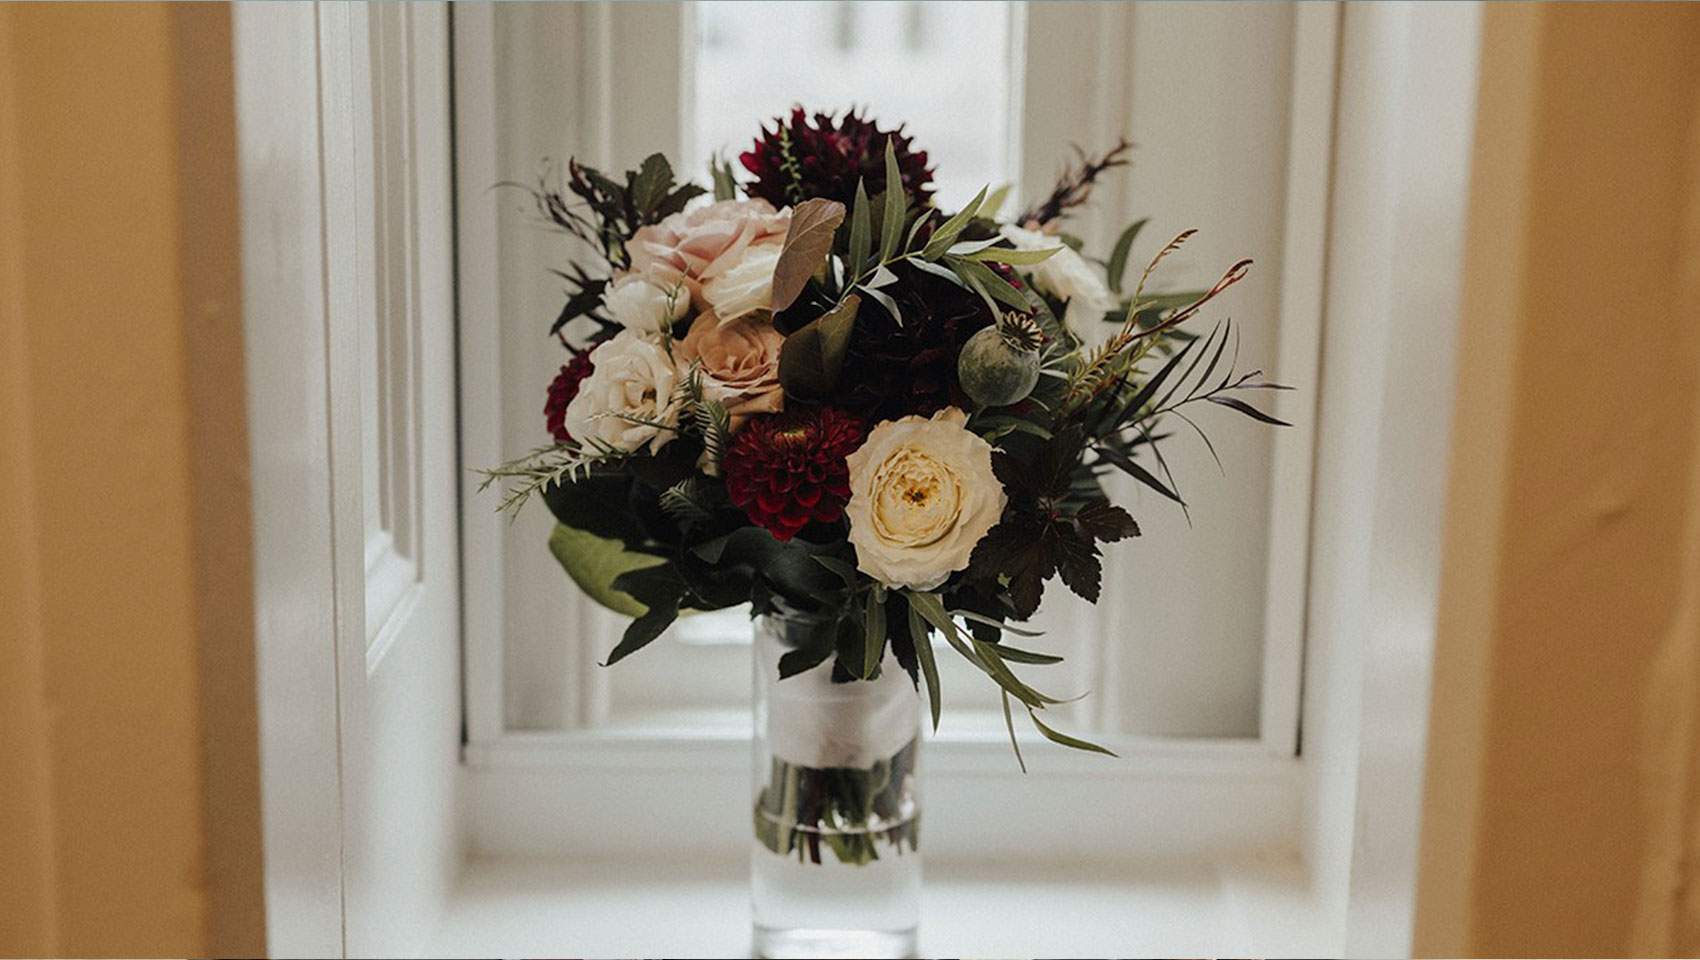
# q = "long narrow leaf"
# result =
<box><xmin>921</xmin><ymin>185</ymin><xmax>988</xmax><ymax>260</ymax></box>
<box><xmin>1112</xmin><ymin>334</ymin><xmax>1199</xmax><ymax>429</ymax></box>
<box><xmin>967</xmin><ymin>245</ymin><xmax>1063</xmax><ymax>266</ymax></box>
<box><xmin>1027</xmin><ymin>707</ymin><xmax>1117</xmax><ymax>757</ymax></box>
<box><xmin>862</xmin><ymin>589</ymin><xmax>886</xmax><ymax>679</ymax></box>
<box><xmin>1206</xmin><ymin>394</ymin><xmax>1292</xmax><ymax>426</ymax></box>
<box><xmin>1003</xmin><ymin>691</ymin><xmax>1028</xmax><ymax>773</ymax></box>
<box><xmin>946</xmin><ymin>609</ymin><xmax>1046</xmax><ymax>637</ymax></box>
<box><xmin>1096</xmin><ymin>444</ymin><xmax>1186</xmax><ymax>505</ymax></box>
<box><xmin>879</xmin><ymin>139</ymin><xmax>906</xmax><ymax>261</ymax></box>
<box><xmin>988</xmin><ymin>643</ymin><xmax>1064</xmax><ymax>665</ymax></box>
<box><xmin>1106</xmin><ymin>217</ymin><xmax>1148</xmax><ymax>294</ymax></box>
<box><xmin>849</xmin><ymin>179</ymin><xmax>872</xmax><ymax>276</ymax></box>
<box><xmin>908</xmin><ymin>603</ymin><xmax>942</xmax><ymax>732</ymax></box>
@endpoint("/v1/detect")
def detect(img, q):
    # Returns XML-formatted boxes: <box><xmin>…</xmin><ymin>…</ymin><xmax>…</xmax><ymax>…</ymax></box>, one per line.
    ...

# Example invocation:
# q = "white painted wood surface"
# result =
<box><xmin>1297</xmin><ymin>3</ymin><xmax>1482</xmax><ymax>956</ymax></box>
<box><xmin>235</xmin><ymin>4</ymin><xmax>347</xmax><ymax>953</ymax></box>
<box><xmin>240</xmin><ymin>3</ymin><xmax>462</xmax><ymax>956</ymax></box>
<box><xmin>428</xmin><ymin>855</ymin><xmax>1333</xmax><ymax>958</ymax></box>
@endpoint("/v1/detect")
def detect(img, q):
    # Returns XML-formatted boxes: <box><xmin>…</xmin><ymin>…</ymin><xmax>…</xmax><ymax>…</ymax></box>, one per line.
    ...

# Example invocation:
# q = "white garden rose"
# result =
<box><xmin>1000</xmin><ymin>223</ymin><xmax>1119</xmax><ymax>332</ymax></box>
<box><xmin>701</xmin><ymin>240</ymin><xmax>783</xmax><ymax>321</ymax></box>
<box><xmin>562</xmin><ymin>329</ymin><xmax>681</xmax><ymax>453</ymax></box>
<box><xmin>604</xmin><ymin>273</ymin><xmax>688</xmax><ymax>334</ymax></box>
<box><xmin>845</xmin><ymin>407</ymin><xmax>1007</xmax><ymax>591</ymax></box>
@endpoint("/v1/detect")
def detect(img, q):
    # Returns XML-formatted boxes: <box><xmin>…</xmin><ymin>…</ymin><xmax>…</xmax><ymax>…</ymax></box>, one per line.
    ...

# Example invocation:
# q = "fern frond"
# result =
<box><xmin>659</xmin><ymin>477</ymin><xmax>714</xmax><ymax>528</ymax></box>
<box><xmin>477</xmin><ymin>440</ymin><xmax>624</xmax><ymax>517</ymax></box>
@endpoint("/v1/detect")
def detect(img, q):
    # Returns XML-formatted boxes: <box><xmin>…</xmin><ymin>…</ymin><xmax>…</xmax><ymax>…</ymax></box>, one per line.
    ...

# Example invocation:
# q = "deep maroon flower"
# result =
<box><xmin>544</xmin><ymin>350</ymin><xmax>596</xmax><ymax>443</ymax></box>
<box><xmin>838</xmin><ymin>261</ymin><xmax>998</xmax><ymax>423</ymax></box>
<box><xmin>740</xmin><ymin>107</ymin><xmax>933</xmax><ymax>209</ymax></box>
<box><xmin>723</xmin><ymin>407</ymin><xmax>866</xmax><ymax>541</ymax></box>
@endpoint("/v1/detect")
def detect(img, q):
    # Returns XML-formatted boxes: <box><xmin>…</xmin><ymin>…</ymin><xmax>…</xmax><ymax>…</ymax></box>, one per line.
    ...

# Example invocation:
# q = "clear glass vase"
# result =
<box><xmin>750</xmin><ymin>614</ymin><xmax>922</xmax><ymax>960</ymax></box>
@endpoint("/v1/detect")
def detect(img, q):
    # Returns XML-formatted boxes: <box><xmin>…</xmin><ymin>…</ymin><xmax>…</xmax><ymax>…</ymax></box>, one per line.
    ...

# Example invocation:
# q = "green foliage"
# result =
<box><xmin>547</xmin><ymin>523</ymin><xmax>665</xmax><ymax>618</ymax></box>
<box><xmin>777</xmin><ymin>294</ymin><xmax>860</xmax><ymax>402</ymax></box>
<box><xmin>770</xmin><ymin>198</ymin><xmax>846</xmax><ymax>312</ymax></box>
<box><xmin>709</xmin><ymin>154</ymin><xmax>738</xmax><ymax>201</ymax></box>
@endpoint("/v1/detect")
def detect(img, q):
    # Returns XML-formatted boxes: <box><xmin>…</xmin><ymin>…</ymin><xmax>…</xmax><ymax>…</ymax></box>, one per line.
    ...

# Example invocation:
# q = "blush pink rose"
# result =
<box><xmin>678</xmin><ymin>309</ymin><xmax>786</xmax><ymax>432</ymax></box>
<box><xmin>628</xmin><ymin>199</ymin><xmax>790</xmax><ymax>305</ymax></box>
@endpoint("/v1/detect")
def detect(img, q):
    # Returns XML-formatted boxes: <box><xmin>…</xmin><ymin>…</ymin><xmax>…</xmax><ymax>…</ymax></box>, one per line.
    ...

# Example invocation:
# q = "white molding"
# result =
<box><xmin>465</xmin><ymin>731</ymin><xmax>1299</xmax><ymax>861</ymax></box>
<box><xmin>1259</xmin><ymin>0</ymin><xmax>1341</xmax><ymax>757</ymax></box>
<box><xmin>451</xmin><ymin>0</ymin><xmax>508</xmax><ymax>747</ymax></box>
<box><xmin>236</xmin><ymin>2</ymin><xmax>349</xmax><ymax>954</ymax></box>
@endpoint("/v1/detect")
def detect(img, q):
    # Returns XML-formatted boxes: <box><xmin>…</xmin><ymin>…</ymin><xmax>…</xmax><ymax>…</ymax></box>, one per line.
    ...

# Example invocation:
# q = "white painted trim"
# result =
<box><xmin>1295</xmin><ymin>3</ymin><xmax>1484</xmax><ymax>956</ymax></box>
<box><xmin>450</xmin><ymin>0</ymin><xmax>508</xmax><ymax>748</ymax></box>
<box><xmin>1259</xmin><ymin>0</ymin><xmax>1340</xmax><ymax>757</ymax></box>
<box><xmin>236</xmin><ymin>2</ymin><xmax>350</xmax><ymax>955</ymax></box>
<box><xmin>465</xmin><ymin>734</ymin><xmax>1299</xmax><ymax>862</ymax></box>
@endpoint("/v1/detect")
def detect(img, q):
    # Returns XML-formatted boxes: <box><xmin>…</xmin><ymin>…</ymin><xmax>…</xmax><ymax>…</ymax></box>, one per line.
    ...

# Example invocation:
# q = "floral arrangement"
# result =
<box><xmin>485</xmin><ymin>107</ymin><xmax>1286</xmax><ymax>769</ymax></box>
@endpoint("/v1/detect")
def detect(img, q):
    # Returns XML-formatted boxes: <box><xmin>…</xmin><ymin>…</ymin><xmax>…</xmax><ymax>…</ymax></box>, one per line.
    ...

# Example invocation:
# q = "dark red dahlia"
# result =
<box><xmin>544</xmin><ymin>350</ymin><xmax>595</xmax><ymax>443</ymax></box>
<box><xmin>740</xmin><ymin>107</ymin><xmax>933</xmax><ymax>209</ymax></box>
<box><xmin>723</xmin><ymin>407</ymin><xmax>865</xmax><ymax>541</ymax></box>
<box><xmin>838</xmin><ymin>260</ymin><xmax>998</xmax><ymax>422</ymax></box>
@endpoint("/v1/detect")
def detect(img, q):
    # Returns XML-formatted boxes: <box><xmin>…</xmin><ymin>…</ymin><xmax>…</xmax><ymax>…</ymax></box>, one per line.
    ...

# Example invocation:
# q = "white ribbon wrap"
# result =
<box><xmin>756</xmin><ymin>620</ymin><xmax>920</xmax><ymax>770</ymax></box>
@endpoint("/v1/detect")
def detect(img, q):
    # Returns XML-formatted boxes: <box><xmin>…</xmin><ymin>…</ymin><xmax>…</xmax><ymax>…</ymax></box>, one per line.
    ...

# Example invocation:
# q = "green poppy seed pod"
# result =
<box><xmin>958</xmin><ymin>323</ymin><xmax>1041</xmax><ymax>408</ymax></box>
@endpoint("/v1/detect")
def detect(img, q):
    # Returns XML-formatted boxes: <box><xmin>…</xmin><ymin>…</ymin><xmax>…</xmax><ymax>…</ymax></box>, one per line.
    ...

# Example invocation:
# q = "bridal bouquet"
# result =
<box><xmin>484</xmin><ymin>108</ymin><xmax>1283</xmax><ymax>864</ymax></box>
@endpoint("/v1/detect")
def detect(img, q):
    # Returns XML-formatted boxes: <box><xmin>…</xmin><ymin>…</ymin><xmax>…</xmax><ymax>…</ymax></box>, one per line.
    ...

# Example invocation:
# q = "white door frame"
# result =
<box><xmin>237</xmin><ymin>2</ymin><xmax>462</xmax><ymax>956</ymax></box>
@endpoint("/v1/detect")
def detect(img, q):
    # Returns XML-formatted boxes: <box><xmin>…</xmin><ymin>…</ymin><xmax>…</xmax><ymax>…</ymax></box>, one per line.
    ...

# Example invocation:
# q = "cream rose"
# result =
<box><xmin>678</xmin><ymin>309</ymin><xmax>784</xmax><ymax>431</ymax></box>
<box><xmin>1000</xmin><ymin>223</ymin><xmax>1119</xmax><ymax>332</ymax></box>
<box><xmin>604</xmin><ymin>273</ymin><xmax>688</xmax><ymax>334</ymax></box>
<box><xmin>562</xmin><ymin>329</ymin><xmax>681</xmax><ymax>453</ymax></box>
<box><xmin>701</xmin><ymin>241</ymin><xmax>782</xmax><ymax>321</ymax></box>
<box><xmin>628</xmin><ymin>198</ymin><xmax>790</xmax><ymax>305</ymax></box>
<box><xmin>845</xmin><ymin>407</ymin><xmax>1007</xmax><ymax>590</ymax></box>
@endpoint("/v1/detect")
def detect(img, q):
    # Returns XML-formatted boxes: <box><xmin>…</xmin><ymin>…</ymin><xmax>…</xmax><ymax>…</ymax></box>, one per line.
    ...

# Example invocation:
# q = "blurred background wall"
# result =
<box><xmin>1417</xmin><ymin>3</ymin><xmax>1700</xmax><ymax>956</ymax></box>
<box><xmin>0</xmin><ymin>3</ymin><xmax>263</xmax><ymax>957</ymax></box>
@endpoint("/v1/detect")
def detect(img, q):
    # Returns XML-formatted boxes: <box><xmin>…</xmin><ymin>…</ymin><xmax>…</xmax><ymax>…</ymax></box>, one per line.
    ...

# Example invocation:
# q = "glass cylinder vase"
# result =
<box><xmin>750</xmin><ymin>614</ymin><xmax>922</xmax><ymax>960</ymax></box>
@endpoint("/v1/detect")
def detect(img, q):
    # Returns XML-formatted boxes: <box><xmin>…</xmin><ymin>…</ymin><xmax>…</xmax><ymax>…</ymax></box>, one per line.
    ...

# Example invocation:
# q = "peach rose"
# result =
<box><xmin>679</xmin><ymin>310</ymin><xmax>785</xmax><ymax>431</ymax></box>
<box><xmin>627</xmin><ymin>199</ymin><xmax>790</xmax><ymax>306</ymax></box>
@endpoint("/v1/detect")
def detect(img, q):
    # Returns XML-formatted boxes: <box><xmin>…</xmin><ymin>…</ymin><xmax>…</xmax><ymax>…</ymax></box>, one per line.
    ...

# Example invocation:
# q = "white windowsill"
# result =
<box><xmin>426</xmin><ymin>854</ymin><xmax>1335</xmax><ymax>958</ymax></box>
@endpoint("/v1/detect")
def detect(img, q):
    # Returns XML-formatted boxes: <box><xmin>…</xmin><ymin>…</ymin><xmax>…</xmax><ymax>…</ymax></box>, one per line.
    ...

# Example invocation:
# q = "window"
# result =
<box><xmin>455</xmin><ymin>1</ymin><xmax>1324</xmax><ymax>861</ymax></box>
<box><xmin>692</xmin><ymin>1</ymin><xmax>1016</xmax><ymax>210</ymax></box>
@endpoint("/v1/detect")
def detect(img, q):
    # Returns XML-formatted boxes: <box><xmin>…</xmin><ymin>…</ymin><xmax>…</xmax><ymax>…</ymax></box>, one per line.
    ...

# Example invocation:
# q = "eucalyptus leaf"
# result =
<box><xmin>966</xmin><ymin>245</ymin><xmax>1064</xmax><ymax>266</ymax></box>
<box><xmin>849</xmin><ymin>179</ymin><xmax>872</xmax><ymax>276</ymax></box>
<box><xmin>981</xmin><ymin>183</ymin><xmax>1013</xmax><ymax>220</ymax></box>
<box><xmin>778</xmin><ymin>294</ymin><xmax>860</xmax><ymax>402</ymax></box>
<box><xmin>770</xmin><ymin>198</ymin><xmax>846</xmax><ymax>313</ymax></box>
<box><xmin>921</xmin><ymin>185</ymin><xmax>988</xmax><ymax>260</ymax></box>
<box><xmin>858</xmin><ymin>284</ymin><xmax>902</xmax><ymax>327</ymax></box>
<box><xmin>879</xmin><ymin>138</ymin><xmax>906</xmax><ymax>261</ymax></box>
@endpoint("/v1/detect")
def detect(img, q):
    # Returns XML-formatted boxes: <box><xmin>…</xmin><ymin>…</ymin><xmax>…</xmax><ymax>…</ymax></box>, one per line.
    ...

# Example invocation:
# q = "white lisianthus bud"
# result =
<box><xmin>562</xmin><ymin>329</ymin><xmax>682</xmax><ymax>453</ymax></box>
<box><xmin>604</xmin><ymin>274</ymin><xmax>689</xmax><ymax>334</ymax></box>
<box><xmin>999</xmin><ymin>223</ymin><xmax>1119</xmax><ymax>332</ymax></box>
<box><xmin>701</xmin><ymin>240</ymin><xmax>783</xmax><ymax>321</ymax></box>
<box><xmin>845</xmin><ymin>407</ymin><xmax>1007</xmax><ymax>591</ymax></box>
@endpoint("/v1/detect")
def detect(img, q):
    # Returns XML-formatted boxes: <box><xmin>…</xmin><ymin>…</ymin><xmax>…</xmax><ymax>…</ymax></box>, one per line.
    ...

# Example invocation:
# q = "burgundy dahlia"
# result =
<box><xmin>838</xmin><ymin>260</ymin><xmax>998</xmax><ymax>423</ymax></box>
<box><xmin>544</xmin><ymin>350</ymin><xmax>595</xmax><ymax>443</ymax></box>
<box><xmin>740</xmin><ymin>107</ymin><xmax>934</xmax><ymax>209</ymax></box>
<box><xmin>723</xmin><ymin>407</ymin><xmax>866</xmax><ymax>541</ymax></box>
